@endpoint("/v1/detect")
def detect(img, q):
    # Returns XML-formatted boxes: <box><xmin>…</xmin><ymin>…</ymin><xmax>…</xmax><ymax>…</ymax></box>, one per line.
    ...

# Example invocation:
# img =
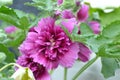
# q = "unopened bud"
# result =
<box><xmin>11</xmin><ymin>67</ymin><xmax>35</xmax><ymax>80</ymax></box>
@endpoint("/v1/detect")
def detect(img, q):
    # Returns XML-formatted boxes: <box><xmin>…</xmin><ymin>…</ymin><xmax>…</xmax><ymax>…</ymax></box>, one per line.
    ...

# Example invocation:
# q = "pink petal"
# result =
<box><xmin>62</xmin><ymin>18</ymin><xmax>77</xmax><ymax>33</ymax></box>
<box><xmin>77</xmin><ymin>4</ymin><xmax>89</xmax><ymax>22</ymax></box>
<box><xmin>38</xmin><ymin>17</ymin><xmax>55</xmax><ymax>29</ymax></box>
<box><xmin>89</xmin><ymin>21</ymin><xmax>101</xmax><ymax>34</ymax></box>
<box><xmin>32</xmin><ymin>53</ymin><xmax>59</xmax><ymax>69</ymax></box>
<box><xmin>36</xmin><ymin>70</ymin><xmax>51</xmax><ymax>80</ymax></box>
<box><xmin>59</xmin><ymin>43</ymin><xmax>79</xmax><ymax>68</ymax></box>
<box><xmin>35</xmin><ymin>17</ymin><xmax>55</xmax><ymax>33</ymax></box>
<box><xmin>27</xmin><ymin>32</ymin><xmax>38</xmax><ymax>41</ymax></box>
<box><xmin>78</xmin><ymin>43</ymin><xmax>91</xmax><ymax>62</ymax></box>
<box><xmin>29</xmin><ymin>26</ymin><xmax>36</xmax><ymax>32</ymax></box>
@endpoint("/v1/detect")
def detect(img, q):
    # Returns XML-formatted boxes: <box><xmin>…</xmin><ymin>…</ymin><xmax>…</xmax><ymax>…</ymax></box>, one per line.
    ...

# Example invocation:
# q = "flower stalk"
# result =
<box><xmin>72</xmin><ymin>55</ymin><xmax>99</xmax><ymax>80</ymax></box>
<box><xmin>64</xmin><ymin>68</ymin><xmax>67</xmax><ymax>80</ymax></box>
<box><xmin>0</xmin><ymin>63</ymin><xmax>22</xmax><ymax>72</ymax></box>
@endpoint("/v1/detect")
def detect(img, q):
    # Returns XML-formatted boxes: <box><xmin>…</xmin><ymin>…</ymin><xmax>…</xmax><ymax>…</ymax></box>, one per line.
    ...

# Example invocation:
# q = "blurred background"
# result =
<box><xmin>10</xmin><ymin>0</ymin><xmax>39</xmax><ymax>14</ymax></box>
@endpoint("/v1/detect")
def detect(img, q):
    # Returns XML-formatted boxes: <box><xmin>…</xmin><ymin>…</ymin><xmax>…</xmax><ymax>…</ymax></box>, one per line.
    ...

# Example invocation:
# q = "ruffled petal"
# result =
<box><xmin>32</xmin><ymin>53</ymin><xmax>59</xmax><ymax>69</ymax></box>
<box><xmin>35</xmin><ymin>70</ymin><xmax>50</xmax><ymax>80</ymax></box>
<box><xmin>59</xmin><ymin>43</ymin><xmax>79</xmax><ymax>68</ymax></box>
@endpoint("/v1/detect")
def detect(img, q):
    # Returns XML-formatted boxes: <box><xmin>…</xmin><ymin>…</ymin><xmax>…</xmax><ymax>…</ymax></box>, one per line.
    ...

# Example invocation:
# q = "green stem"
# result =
<box><xmin>64</xmin><ymin>68</ymin><xmax>67</xmax><ymax>80</ymax></box>
<box><xmin>72</xmin><ymin>56</ymin><xmax>99</xmax><ymax>80</ymax></box>
<box><xmin>50</xmin><ymin>70</ymin><xmax>54</xmax><ymax>75</ymax></box>
<box><xmin>0</xmin><ymin>63</ymin><xmax>22</xmax><ymax>72</ymax></box>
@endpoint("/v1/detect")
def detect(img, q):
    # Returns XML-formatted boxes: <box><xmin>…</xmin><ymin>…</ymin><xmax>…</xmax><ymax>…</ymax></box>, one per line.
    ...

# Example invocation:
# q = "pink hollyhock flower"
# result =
<box><xmin>16</xmin><ymin>55</ymin><xmax>50</xmax><ymax>80</ymax></box>
<box><xmin>89</xmin><ymin>21</ymin><xmax>101</xmax><ymax>34</ymax></box>
<box><xmin>77</xmin><ymin>4</ymin><xmax>89</xmax><ymax>22</ymax></box>
<box><xmin>4</xmin><ymin>26</ymin><xmax>17</xmax><ymax>34</ymax></box>
<box><xmin>61</xmin><ymin>10</ymin><xmax>75</xmax><ymax>19</ymax></box>
<box><xmin>19</xmin><ymin>17</ymin><xmax>79</xmax><ymax>69</ymax></box>
<box><xmin>78</xmin><ymin>43</ymin><xmax>91</xmax><ymax>62</ymax></box>
<box><xmin>57</xmin><ymin>0</ymin><xmax>63</xmax><ymax>5</ymax></box>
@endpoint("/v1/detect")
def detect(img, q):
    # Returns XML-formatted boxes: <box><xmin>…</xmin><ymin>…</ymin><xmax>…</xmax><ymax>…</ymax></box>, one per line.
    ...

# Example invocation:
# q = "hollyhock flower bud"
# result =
<box><xmin>61</xmin><ymin>10</ymin><xmax>75</xmax><ymax>19</ymax></box>
<box><xmin>77</xmin><ymin>4</ymin><xmax>89</xmax><ymax>22</ymax></box>
<box><xmin>4</xmin><ymin>26</ymin><xmax>17</xmax><ymax>34</ymax></box>
<box><xmin>76</xmin><ymin>0</ymin><xmax>81</xmax><ymax>6</ymax></box>
<box><xmin>54</xmin><ymin>10</ymin><xmax>61</xmax><ymax>19</ymax></box>
<box><xmin>57</xmin><ymin>0</ymin><xmax>63</xmax><ymax>5</ymax></box>
<box><xmin>11</xmin><ymin>67</ymin><xmax>35</xmax><ymax>80</ymax></box>
<box><xmin>19</xmin><ymin>17</ymin><xmax>79</xmax><ymax>69</ymax></box>
<box><xmin>0</xmin><ymin>52</ymin><xmax>6</xmax><ymax>63</ymax></box>
<box><xmin>55</xmin><ymin>10</ymin><xmax>61</xmax><ymax>16</ymax></box>
<box><xmin>89</xmin><ymin>21</ymin><xmax>101</xmax><ymax>34</ymax></box>
<box><xmin>78</xmin><ymin>43</ymin><xmax>91</xmax><ymax>62</ymax></box>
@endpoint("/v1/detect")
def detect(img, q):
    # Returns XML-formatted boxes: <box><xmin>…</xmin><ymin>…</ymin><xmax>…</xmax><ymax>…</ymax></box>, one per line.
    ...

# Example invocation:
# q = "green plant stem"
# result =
<box><xmin>50</xmin><ymin>70</ymin><xmax>54</xmax><ymax>74</ymax></box>
<box><xmin>72</xmin><ymin>56</ymin><xmax>99</xmax><ymax>80</ymax></box>
<box><xmin>0</xmin><ymin>63</ymin><xmax>22</xmax><ymax>72</ymax></box>
<box><xmin>64</xmin><ymin>68</ymin><xmax>67</xmax><ymax>80</ymax></box>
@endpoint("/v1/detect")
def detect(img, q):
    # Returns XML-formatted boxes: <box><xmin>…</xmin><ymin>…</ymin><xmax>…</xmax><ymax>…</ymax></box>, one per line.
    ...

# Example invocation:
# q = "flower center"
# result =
<box><xmin>50</xmin><ymin>39</ymin><xmax>55</xmax><ymax>48</ymax></box>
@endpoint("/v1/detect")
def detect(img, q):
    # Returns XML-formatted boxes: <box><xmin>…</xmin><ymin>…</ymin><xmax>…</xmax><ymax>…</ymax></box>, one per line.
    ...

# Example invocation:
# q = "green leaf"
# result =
<box><xmin>0</xmin><ymin>13</ymin><xmax>19</xmax><ymax>27</ymax></box>
<box><xmin>97</xmin><ymin>44</ymin><xmax>120</xmax><ymax>58</ymax></box>
<box><xmin>100</xmin><ymin>7</ymin><xmax>120</xmax><ymax>27</ymax></box>
<box><xmin>80</xmin><ymin>23</ymin><xmax>93</xmax><ymax>36</ymax></box>
<box><xmin>72</xmin><ymin>26</ymin><xmax>78</xmax><ymax>34</ymax></box>
<box><xmin>101</xmin><ymin>58</ymin><xmax>120</xmax><ymax>78</ymax></box>
<box><xmin>87</xmin><ymin>35</ymin><xmax>112</xmax><ymax>52</ymax></box>
<box><xmin>0</xmin><ymin>43</ymin><xmax>15</xmax><ymax>62</ymax></box>
<box><xmin>61</xmin><ymin>26</ymin><xmax>71</xmax><ymax>38</ymax></box>
<box><xmin>102</xmin><ymin>21</ymin><xmax>120</xmax><ymax>38</ymax></box>
<box><xmin>0</xmin><ymin>6</ymin><xmax>30</xmax><ymax>30</ymax></box>
<box><xmin>89</xmin><ymin>6</ymin><xmax>120</xmax><ymax>27</ymax></box>
<box><xmin>0</xmin><ymin>6</ymin><xmax>19</xmax><ymax>20</ymax></box>
<box><xmin>71</xmin><ymin>34</ymin><xmax>86</xmax><ymax>43</ymax></box>
<box><xmin>19</xmin><ymin>16</ymin><xmax>30</xmax><ymax>30</ymax></box>
<box><xmin>6</xmin><ymin>33</ymin><xmax>25</xmax><ymax>47</ymax></box>
<box><xmin>0</xmin><ymin>6</ymin><xmax>20</xmax><ymax>27</ymax></box>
